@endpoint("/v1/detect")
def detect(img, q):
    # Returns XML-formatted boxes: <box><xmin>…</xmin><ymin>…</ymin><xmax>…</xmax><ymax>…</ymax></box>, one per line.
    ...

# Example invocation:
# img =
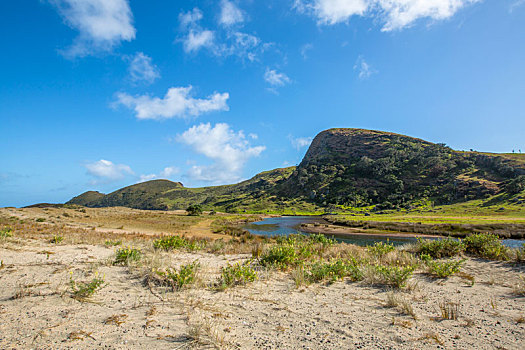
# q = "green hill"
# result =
<box><xmin>67</xmin><ymin>128</ymin><xmax>525</xmax><ymax>213</ymax></box>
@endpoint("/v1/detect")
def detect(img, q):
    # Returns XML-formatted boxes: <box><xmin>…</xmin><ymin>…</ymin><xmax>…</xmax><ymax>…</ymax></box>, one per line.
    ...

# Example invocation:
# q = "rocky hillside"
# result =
<box><xmin>277</xmin><ymin>128</ymin><xmax>525</xmax><ymax>208</ymax></box>
<box><xmin>67</xmin><ymin>128</ymin><xmax>525</xmax><ymax>212</ymax></box>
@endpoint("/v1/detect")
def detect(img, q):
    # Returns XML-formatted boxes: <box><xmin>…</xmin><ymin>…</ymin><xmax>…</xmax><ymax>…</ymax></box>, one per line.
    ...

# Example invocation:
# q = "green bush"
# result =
<box><xmin>260</xmin><ymin>245</ymin><xmax>297</xmax><ymax>268</ymax></box>
<box><xmin>104</xmin><ymin>240</ymin><xmax>122</xmax><ymax>246</ymax></box>
<box><xmin>0</xmin><ymin>227</ymin><xmax>13</xmax><ymax>238</ymax></box>
<box><xmin>307</xmin><ymin>233</ymin><xmax>336</xmax><ymax>246</ymax></box>
<box><xmin>159</xmin><ymin>261</ymin><xmax>200</xmax><ymax>291</ymax></box>
<box><xmin>367</xmin><ymin>241</ymin><xmax>395</xmax><ymax>257</ymax></box>
<box><xmin>306</xmin><ymin>259</ymin><xmax>363</xmax><ymax>283</ymax></box>
<box><xmin>371</xmin><ymin>265</ymin><xmax>415</xmax><ymax>288</ymax></box>
<box><xmin>186</xmin><ymin>204</ymin><xmax>203</xmax><ymax>216</ymax></box>
<box><xmin>114</xmin><ymin>247</ymin><xmax>142</xmax><ymax>265</ymax></box>
<box><xmin>416</xmin><ymin>238</ymin><xmax>464</xmax><ymax>258</ymax></box>
<box><xmin>421</xmin><ymin>254</ymin><xmax>465</xmax><ymax>278</ymax></box>
<box><xmin>70</xmin><ymin>273</ymin><xmax>105</xmax><ymax>301</ymax></box>
<box><xmin>463</xmin><ymin>233</ymin><xmax>509</xmax><ymax>260</ymax></box>
<box><xmin>153</xmin><ymin>235</ymin><xmax>206</xmax><ymax>251</ymax></box>
<box><xmin>36</xmin><ymin>218</ymin><xmax>46</xmax><ymax>222</ymax></box>
<box><xmin>217</xmin><ymin>262</ymin><xmax>258</xmax><ymax>289</ymax></box>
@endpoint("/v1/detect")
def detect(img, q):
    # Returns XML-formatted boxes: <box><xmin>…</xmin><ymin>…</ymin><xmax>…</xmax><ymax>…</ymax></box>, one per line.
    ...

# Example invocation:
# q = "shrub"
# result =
<box><xmin>36</xmin><ymin>218</ymin><xmax>45</xmax><ymax>222</ymax></box>
<box><xmin>367</xmin><ymin>241</ymin><xmax>395</xmax><ymax>257</ymax></box>
<box><xmin>70</xmin><ymin>272</ymin><xmax>105</xmax><ymax>301</ymax></box>
<box><xmin>105</xmin><ymin>240</ymin><xmax>122</xmax><ymax>247</ymax></box>
<box><xmin>217</xmin><ymin>262</ymin><xmax>258</xmax><ymax>289</ymax></box>
<box><xmin>158</xmin><ymin>261</ymin><xmax>200</xmax><ymax>291</ymax></box>
<box><xmin>0</xmin><ymin>227</ymin><xmax>13</xmax><ymax>238</ymax></box>
<box><xmin>186</xmin><ymin>204</ymin><xmax>203</xmax><ymax>216</ymax></box>
<box><xmin>50</xmin><ymin>235</ymin><xmax>63</xmax><ymax>244</ymax></box>
<box><xmin>260</xmin><ymin>245</ymin><xmax>297</xmax><ymax>268</ymax></box>
<box><xmin>370</xmin><ymin>265</ymin><xmax>415</xmax><ymax>289</ymax></box>
<box><xmin>153</xmin><ymin>236</ymin><xmax>188</xmax><ymax>250</ymax></box>
<box><xmin>114</xmin><ymin>247</ymin><xmax>142</xmax><ymax>265</ymax></box>
<box><xmin>463</xmin><ymin>233</ymin><xmax>509</xmax><ymax>260</ymax></box>
<box><xmin>416</xmin><ymin>238</ymin><xmax>464</xmax><ymax>258</ymax></box>
<box><xmin>307</xmin><ymin>233</ymin><xmax>335</xmax><ymax>246</ymax></box>
<box><xmin>306</xmin><ymin>259</ymin><xmax>363</xmax><ymax>283</ymax></box>
<box><xmin>421</xmin><ymin>254</ymin><xmax>465</xmax><ymax>278</ymax></box>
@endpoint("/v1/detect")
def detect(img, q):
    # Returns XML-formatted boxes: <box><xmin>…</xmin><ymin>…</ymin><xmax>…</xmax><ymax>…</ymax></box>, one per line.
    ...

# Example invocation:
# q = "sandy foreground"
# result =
<box><xmin>0</xmin><ymin>208</ymin><xmax>525</xmax><ymax>349</ymax></box>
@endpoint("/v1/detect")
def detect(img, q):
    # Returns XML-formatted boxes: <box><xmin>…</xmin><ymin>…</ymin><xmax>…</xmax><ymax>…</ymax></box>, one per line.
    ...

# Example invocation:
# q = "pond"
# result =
<box><xmin>243</xmin><ymin>216</ymin><xmax>525</xmax><ymax>248</ymax></box>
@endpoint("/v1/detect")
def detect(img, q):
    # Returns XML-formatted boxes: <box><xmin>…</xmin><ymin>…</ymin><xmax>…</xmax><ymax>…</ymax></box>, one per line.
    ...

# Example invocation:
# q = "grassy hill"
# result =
<box><xmin>67</xmin><ymin>128</ymin><xmax>525</xmax><ymax>213</ymax></box>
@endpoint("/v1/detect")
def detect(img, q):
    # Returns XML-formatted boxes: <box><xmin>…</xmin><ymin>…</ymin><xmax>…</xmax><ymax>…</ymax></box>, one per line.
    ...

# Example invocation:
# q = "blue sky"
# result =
<box><xmin>1</xmin><ymin>0</ymin><xmax>525</xmax><ymax>207</ymax></box>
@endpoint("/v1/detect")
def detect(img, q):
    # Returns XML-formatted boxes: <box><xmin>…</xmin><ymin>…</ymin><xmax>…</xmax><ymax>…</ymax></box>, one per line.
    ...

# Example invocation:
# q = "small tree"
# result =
<box><xmin>186</xmin><ymin>204</ymin><xmax>203</xmax><ymax>216</ymax></box>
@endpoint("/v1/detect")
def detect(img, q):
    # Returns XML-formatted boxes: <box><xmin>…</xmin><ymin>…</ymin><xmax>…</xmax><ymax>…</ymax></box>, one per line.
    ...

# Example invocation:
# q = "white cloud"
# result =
<box><xmin>85</xmin><ymin>159</ymin><xmax>134</xmax><ymax>182</ymax></box>
<box><xmin>183</xmin><ymin>29</ymin><xmax>216</xmax><ymax>53</ymax></box>
<box><xmin>49</xmin><ymin>0</ymin><xmax>135</xmax><ymax>57</ymax></box>
<box><xmin>353</xmin><ymin>55</ymin><xmax>376</xmax><ymax>79</ymax></box>
<box><xmin>115</xmin><ymin>86</ymin><xmax>229</xmax><ymax>120</ymax></box>
<box><xmin>138</xmin><ymin>167</ymin><xmax>180</xmax><ymax>183</ymax></box>
<box><xmin>510</xmin><ymin>0</ymin><xmax>525</xmax><ymax>13</ymax></box>
<box><xmin>179</xmin><ymin>8</ymin><xmax>203</xmax><ymax>28</ymax></box>
<box><xmin>128</xmin><ymin>52</ymin><xmax>160</xmax><ymax>84</ymax></box>
<box><xmin>177</xmin><ymin>123</ymin><xmax>265</xmax><ymax>184</ymax></box>
<box><xmin>289</xmin><ymin>135</ymin><xmax>313</xmax><ymax>150</ymax></box>
<box><xmin>177</xmin><ymin>7</ymin><xmax>268</xmax><ymax>62</ymax></box>
<box><xmin>219</xmin><ymin>0</ymin><xmax>245</xmax><ymax>27</ymax></box>
<box><xmin>300</xmin><ymin>43</ymin><xmax>314</xmax><ymax>59</ymax></box>
<box><xmin>294</xmin><ymin>0</ymin><xmax>481</xmax><ymax>31</ymax></box>
<box><xmin>264</xmin><ymin>68</ymin><xmax>291</xmax><ymax>87</ymax></box>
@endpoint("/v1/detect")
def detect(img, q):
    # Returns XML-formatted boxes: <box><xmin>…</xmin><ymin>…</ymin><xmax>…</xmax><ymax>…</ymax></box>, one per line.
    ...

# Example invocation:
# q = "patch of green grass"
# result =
<box><xmin>70</xmin><ymin>272</ymin><xmax>105</xmax><ymax>301</ymax></box>
<box><xmin>421</xmin><ymin>254</ymin><xmax>465</xmax><ymax>278</ymax></box>
<box><xmin>114</xmin><ymin>247</ymin><xmax>142</xmax><ymax>265</ymax></box>
<box><xmin>416</xmin><ymin>238</ymin><xmax>464</xmax><ymax>258</ymax></box>
<box><xmin>463</xmin><ymin>233</ymin><xmax>509</xmax><ymax>260</ymax></box>
<box><xmin>158</xmin><ymin>261</ymin><xmax>200</xmax><ymax>291</ymax></box>
<box><xmin>217</xmin><ymin>261</ymin><xmax>258</xmax><ymax>289</ymax></box>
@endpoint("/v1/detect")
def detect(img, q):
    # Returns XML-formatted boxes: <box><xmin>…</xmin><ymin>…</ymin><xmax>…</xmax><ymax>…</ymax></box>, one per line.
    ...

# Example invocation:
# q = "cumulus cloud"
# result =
<box><xmin>177</xmin><ymin>123</ymin><xmax>265</xmax><ymax>184</ymax></box>
<box><xmin>138</xmin><ymin>167</ymin><xmax>180</xmax><ymax>183</ymax></box>
<box><xmin>183</xmin><ymin>29</ymin><xmax>216</xmax><ymax>53</ymax></box>
<box><xmin>85</xmin><ymin>159</ymin><xmax>134</xmax><ymax>182</ymax></box>
<box><xmin>127</xmin><ymin>52</ymin><xmax>160</xmax><ymax>84</ymax></box>
<box><xmin>177</xmin><ymin>7</ymin><xmax>268</xmax><ymax>62</ymax></box>
<box><xmin>219</xmin><ymin>0</ymin><xmax>245</xmax><ymax>27</ymax></box>
<box><xmin>294</xmin><ymin>0</ymin><xmax>481</xmax><ymax>31</ymax></box>
<box><xmin>353</xmin><ymin>55</ymin><xmax>377</xmax><ymax>79</ymax></box>
<box><xmin>115</xmin><ymin>86</ymin><xmax>229</xmax><ymax>120</ymax></box>
<box><xmin>289</xmin><ymin>135</ymin><xmax>313</xmax><ymax>150</ymax></box>
<box><xmin>264</xmin><ymin>68</ymin><xmax>291</xmax><ymax>87</ymax></box>
<box><xmin>48</xmin><ymin>0</ymin><xmax>136</xmax><ymax>57</ymax></box>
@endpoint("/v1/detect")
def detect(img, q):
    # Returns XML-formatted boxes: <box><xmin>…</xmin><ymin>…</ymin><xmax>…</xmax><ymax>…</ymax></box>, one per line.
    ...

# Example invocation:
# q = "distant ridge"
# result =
<box><xmin>66</xmin><ymin>128</ymin><xmax>525</xmax><ymax>212</ymax></box>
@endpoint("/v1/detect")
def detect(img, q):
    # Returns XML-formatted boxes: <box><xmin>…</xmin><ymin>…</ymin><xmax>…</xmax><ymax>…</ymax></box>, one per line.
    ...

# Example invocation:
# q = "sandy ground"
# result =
<box><xmin>1</xmin><ymin>238</ymin><xmax>525</xmax><ymax>349</ymax></box>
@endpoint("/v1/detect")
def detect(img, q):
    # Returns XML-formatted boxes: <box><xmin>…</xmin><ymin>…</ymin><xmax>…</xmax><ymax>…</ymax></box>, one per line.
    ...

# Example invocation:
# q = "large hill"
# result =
<box><xmin>67</xmin><ymin>128</ymin><xmax>525</xmax><ymax>212</ymax></box>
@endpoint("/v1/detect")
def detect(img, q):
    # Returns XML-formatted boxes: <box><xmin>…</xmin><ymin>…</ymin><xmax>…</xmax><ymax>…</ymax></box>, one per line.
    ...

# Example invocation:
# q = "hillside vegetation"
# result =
<box><xmin>67</xmin><ymin>128</ymin><xmax>525</xmax><ymax>213</ymax></box>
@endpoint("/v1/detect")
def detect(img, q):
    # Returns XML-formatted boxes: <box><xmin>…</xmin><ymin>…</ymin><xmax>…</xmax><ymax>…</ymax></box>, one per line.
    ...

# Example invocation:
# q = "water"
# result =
<box><xmin>244</xmin><ymin>216</ymin><xmax>525</xmax><ymax>248</ymax></box>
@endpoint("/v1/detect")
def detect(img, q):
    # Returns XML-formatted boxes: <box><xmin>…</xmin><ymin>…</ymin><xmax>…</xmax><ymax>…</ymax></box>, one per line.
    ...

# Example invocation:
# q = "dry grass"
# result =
<box><xmin>104</xmin><ymin>314</ymin><xmax>128</xmax><ymax>326</ymax></box>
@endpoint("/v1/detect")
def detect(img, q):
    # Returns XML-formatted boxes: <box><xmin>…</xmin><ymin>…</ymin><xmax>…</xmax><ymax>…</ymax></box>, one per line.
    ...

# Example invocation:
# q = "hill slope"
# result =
<box><xmin>67</xmin><ymin>128</ymin><xmax>525</xmax><ymax>212</ymax></box>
